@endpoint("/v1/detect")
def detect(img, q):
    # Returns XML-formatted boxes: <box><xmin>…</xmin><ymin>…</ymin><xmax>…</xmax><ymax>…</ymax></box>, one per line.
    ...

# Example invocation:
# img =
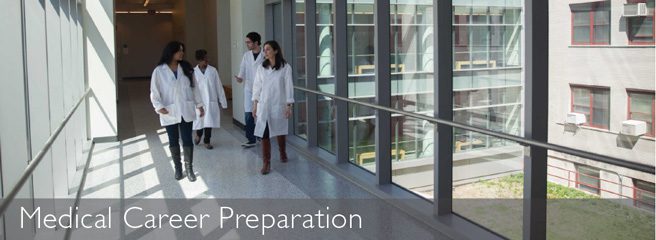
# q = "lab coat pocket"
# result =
<box><xmin>159</xmin><ymin>104</ymin><xmax>177</xmax><ymax>126</ymax></box>
<box><xmin>182</xmin><ymin>101</ymin><xmax>196</xmax><ymax>119</ymax></box>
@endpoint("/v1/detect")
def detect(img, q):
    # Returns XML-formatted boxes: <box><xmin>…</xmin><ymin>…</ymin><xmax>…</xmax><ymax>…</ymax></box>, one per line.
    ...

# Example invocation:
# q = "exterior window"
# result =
<box><xmin>571</xmin><ymin>85</ymin><xmax>610</xmax><ymax>129</ymax></box>
<box><xmin>634</xmin><ymin>180</ymin><xmax>655</xmax><ymax>211</ymax></box>
<box><xmin>576</xmin><ymin>165</ymin><xmax>600</xmax><ymax>194</ymax></box>
<box><xmin>628</xmin><ymin>90</ymin><xmax>655</xmax><ymax>137</ymax></box>
<box><xmin>571</xmin><ymin>2</ymin><xmax>610</xmax><ymax>45</ymax></box>
<box><xmin>627</xmin><ymin>0</ymin><xmax>655</xmax><ymax>45</ymax></box>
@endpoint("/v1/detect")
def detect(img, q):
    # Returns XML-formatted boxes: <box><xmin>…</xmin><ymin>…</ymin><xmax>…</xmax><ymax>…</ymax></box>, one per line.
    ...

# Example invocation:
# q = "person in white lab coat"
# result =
<box><xmin>252</xmin><ymin>40</ymin><xmax>294</xmax><ymax>175</ymax></box>
<box><xmin>192</xmin><ymin>49</ymin><xmax>228</xmax><ymax>149</ymax></box>
<box><xmin>150</xmin><ymin>41</ymin><xmax>204</xmax><ymax>182</ymax></box>
<box><xmin>234</xmin><ymin>32</ymin><xmax>265</xmax><ymax>148</ymax></box>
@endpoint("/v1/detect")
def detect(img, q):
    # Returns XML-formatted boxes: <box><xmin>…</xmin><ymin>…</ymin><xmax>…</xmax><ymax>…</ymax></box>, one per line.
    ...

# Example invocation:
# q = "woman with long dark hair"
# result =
<box><xmin>150</xmin><ymin>41</ymin><xmax>204</xmax><ymax>182</ymax></box>
<box><xmin>251</xmin><ymin>40</ymin><xmax>294</xmax><ymax>175</ymax></box>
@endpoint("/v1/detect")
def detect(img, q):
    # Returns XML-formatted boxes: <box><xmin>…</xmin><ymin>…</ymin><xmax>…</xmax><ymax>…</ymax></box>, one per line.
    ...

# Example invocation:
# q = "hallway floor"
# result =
<box><xmin>82</xmin><ymin>79</ymin><xmax>375</xmax><ymax>199</ymax></box>
<box><xmin>70</xmin><ymin>79</ymin><xmax>448</xmax><ymax>239</ymax></box>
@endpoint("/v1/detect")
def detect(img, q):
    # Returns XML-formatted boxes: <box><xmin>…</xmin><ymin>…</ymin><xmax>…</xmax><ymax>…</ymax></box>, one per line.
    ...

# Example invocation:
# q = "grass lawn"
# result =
<box><xmin>452</xmin><ymin>174</ymin><xmax>655</xmax><ymax>239</ymax></box>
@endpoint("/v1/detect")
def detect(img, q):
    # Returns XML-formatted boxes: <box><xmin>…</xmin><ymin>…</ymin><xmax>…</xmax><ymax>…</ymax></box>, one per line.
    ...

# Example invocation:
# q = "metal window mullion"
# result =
<box><xmin>374</xmin><ymin>0</ymin><xmax>391</xmax><ymax>184</ymax></box>
<box><xmin>305</xmin><ymin>0</ymin><xmax>318</xmax><ymax>147</ymax></box>
<box><xmin>435</xmin><ymin>0</ymin><xmax>454</xmax><ymax>216</ymax></box>
<box><xmin>523</xmin><ymin>0</ymin><xmax>549</xmax><ymax>239</ymax></box>
<box><xmin>283</xmin><ymin>0</ymin><xmax>295</xmax><ymax>137</ymax></box>
<box><xmin>334</xmin><ymin>0</ymin><xmax>348</xmax><ymax>163</ymax></box>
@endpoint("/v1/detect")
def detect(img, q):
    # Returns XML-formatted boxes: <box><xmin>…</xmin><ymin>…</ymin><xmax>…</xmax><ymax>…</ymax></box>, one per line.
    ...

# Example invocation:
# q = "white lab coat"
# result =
<box><xmin>237</xmin><ymin>50</ymin><xmax>265</xmax><ymax>112</ymax></box>
<box><xmin>193</xmin><ymin>65</ymin><xmax>228</xmax><ymax>130</ymax></box>
<box><xmin>252</xmin><ymin>64</ymin><xmax>295</xmax><ymax>138</ymax></box>
<box><xmin>150</xmin><ymin>64</ymin><xmax>203</xmax><ymax>126</ymax></box>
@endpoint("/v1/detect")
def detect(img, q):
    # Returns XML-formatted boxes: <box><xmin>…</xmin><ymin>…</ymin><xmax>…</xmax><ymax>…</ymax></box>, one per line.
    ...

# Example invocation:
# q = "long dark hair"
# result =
<box><xmin>262</xmin><ymin>40</ymin><xmax>287</xmax><ymax>71</ymax></box>
<box><xmin>158</xmin><ymin>41</ymin><xmax>194</xmax><ymax>87</ymax></box>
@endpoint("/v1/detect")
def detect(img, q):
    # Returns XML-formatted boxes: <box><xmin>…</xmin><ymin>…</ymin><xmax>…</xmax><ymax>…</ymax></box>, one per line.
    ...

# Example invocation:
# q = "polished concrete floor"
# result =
<box><xmin>71</xmin><ymin>79</ymin><xmax>449</xmax><ymax>239</ymax></box>
<box><xmin>82</xmin><ymin>79</ymin><xmax>377</xmax><ymax>199</ymax></box>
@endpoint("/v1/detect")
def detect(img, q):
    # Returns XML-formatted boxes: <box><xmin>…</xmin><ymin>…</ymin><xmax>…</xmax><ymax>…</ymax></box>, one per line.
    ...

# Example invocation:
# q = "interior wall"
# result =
<box><xmin>85</xmin><ymin>0</ymin><xmax>118</xmax><ymax>139</ymax></box>
<box><xmin>172</xmin><ymin>0</ymin><xmax>185</xmax><ymax>43</ymax></box>
<box><xmin>184</xmin><ymin>0</ymin><xmax>205</xmax><ymax>62</ymax></box>
<box><xmin>230</xmin><ymin>0</ymin><xmax>266</xmax><ymax>124</ymax></box>
<box><xmin>116</xmin><ymin>14</ymin><xmax>173</xmax><ymax>79</ymax></box>
<box><xmin>216</xmin><ymin>0</ymin><xmax>232</xmax><ymax>86</ymax></box>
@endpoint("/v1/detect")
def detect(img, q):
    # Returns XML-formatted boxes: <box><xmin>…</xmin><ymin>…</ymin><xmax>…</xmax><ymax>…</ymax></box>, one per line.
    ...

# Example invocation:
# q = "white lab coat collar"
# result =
<box><xmin>159</xmin><ymin>63</ymin><xmax>181</xmax><ymax>80</ymax></box>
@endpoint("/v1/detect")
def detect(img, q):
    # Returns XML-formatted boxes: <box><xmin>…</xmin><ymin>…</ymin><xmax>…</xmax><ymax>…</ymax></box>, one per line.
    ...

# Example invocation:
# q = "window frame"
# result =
<box><xmin>570</xmin><ymin>84</ymin><xmax>611</xmax><ymax>130</ymax></box>
<box><xmin>570</xmin><ymin>1</ymin><xmax>611</xmax><ymax>45</ymax></box>
<box><xmin>576</xmin><ymin>165</ymin><xmax>601</xmax><ymax>195</ymax></box>
<box><xmin>627</xmin><ymin>89</ymin><xmax>655</xmax><ymax>137</ymax></box>
<box><xmin>627</xmin><ymin>0</ymin><xmax>656</xmax><ymax>45</ymax></box>
<box><xmin>633</xmin><ymin>179</ymin><xmax>655</xmax><ymax>211</ymax></box>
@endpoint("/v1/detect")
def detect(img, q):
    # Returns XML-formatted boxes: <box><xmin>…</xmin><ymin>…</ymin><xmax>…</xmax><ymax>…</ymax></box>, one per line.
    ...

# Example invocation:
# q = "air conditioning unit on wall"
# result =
<box><xmin>621</xmin><ymin>120</ymin><xmax>647</xmax><ymax>136</ymax></box>
<box><xmin>566</xmin><ymin>112</ymin><xmax>586</xmax><ymax>125</ymax></box>
<box><xmin>624</xmin><ymin>3</ymin><xmax>649</xmax><ymax>17</ymax></box>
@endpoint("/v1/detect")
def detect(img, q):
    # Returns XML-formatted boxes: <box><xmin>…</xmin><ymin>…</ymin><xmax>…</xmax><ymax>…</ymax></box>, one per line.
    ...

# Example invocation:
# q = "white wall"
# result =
<box><xmin>0</xmin><ymin>0</ymin><xmax>33</xmax><ymax>237</ymax></box>
<box><xmin>1</xmin><ymin>0</ymin><xmax>89</xmax><ymax>238</ymax></box>
<box><xmin>116</xmin><ymin>14</ymin><xmax>174</xmax><ymax>78</ymax></box>
<box><xmin>230</xmin><ymin>0</ymin><xmax>266</xmax><ymax>124</ymax></box>
<box><xmin>548</xmin><ymin>0</ymin><xmax>655</xmax><ymax>167</ymax></box>
<box><xmin>84</xmin><ymin>0</ymin><xmax>118</xmax><ymax>139</ymax></box>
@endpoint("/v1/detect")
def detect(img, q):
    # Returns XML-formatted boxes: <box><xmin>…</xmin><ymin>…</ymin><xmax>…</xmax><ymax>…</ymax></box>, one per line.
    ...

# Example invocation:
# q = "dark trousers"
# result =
<box><xmin>262</xmin><ymin>122</ymin><xmax>270</xmax><ymax>139</ymax></box>
<box><xmin>165</xmin><ymin>117</ymin><xmax>193</xmax><ymax>147</ymax></box>
<box><xmin>196</xmin><ymin>128</ymin><xmax>212</xmax><ymax>144</ymax></box>
<box><xmin>244</xmin><ymin>112</ymin><xmax>256</xmax><ymax>143</ymax></box>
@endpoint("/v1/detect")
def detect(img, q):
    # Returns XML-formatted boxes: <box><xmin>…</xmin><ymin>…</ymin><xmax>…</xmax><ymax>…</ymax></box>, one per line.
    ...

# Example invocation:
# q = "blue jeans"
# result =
<box><xmin>165</xmin><ymin>117</ymin><xmax>193</xmax><ymax>147</ymax></box>
<box><xmin>244</xmin><ymin>112</ymin><xmax>256</xmax><ymax>143</ymax></box>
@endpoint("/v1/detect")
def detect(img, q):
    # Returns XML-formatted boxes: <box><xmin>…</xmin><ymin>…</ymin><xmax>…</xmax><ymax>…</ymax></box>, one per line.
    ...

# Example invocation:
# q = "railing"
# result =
<box><xmin>547</xmin><ymin>163</ymin><xmax>655</xmax><ymax>209</ymax></box>
<box><xmin>293</xmin><ymin>85</ymin><xmax>656</xmax><ymax>176</ymax></box>
<box><xmin>0</xmin><ymin>88</ymin><xmax>92</xmax><ymax>217</ymax></box>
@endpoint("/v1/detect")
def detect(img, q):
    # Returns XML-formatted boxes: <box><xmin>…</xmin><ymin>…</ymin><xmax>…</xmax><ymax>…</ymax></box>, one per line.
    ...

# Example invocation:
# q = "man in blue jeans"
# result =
<box><xmin>235</xmin><ymin>32</ymin><xmax>264</xmax><ymax>147</ymax></box>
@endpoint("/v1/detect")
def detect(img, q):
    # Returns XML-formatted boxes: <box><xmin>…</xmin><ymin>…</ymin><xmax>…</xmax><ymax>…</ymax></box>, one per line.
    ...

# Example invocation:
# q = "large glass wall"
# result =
<box><xmin>451</xmin><ymin>1</ymin><xmax>525</xmax><ymax>237</ymax></box>
<box><xmin>317</xmin><ymin>0</ymin><xmax>336</xmax><ymax>152</ymax></box>
<box><xmin>289</xmin><ymin>0</ymin><xmax>655</xmax><ymax>238</ymax></box>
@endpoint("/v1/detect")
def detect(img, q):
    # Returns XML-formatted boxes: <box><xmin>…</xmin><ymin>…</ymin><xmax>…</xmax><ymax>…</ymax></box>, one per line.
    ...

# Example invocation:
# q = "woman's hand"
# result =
<box><xmin>252</xmin><ymin>102</ymin><xmax>258</xmax><ymax>119</ymax></box>
<box><xmin>284</xmin><ymin>105</ymin><xmax>292</xmax><ymax>119</ymax></box>
<box><xmin>198</xmin><ymin>107</ymin><xmax>205</xmax><ymax>118</ymax></box>
<box><xmin>158</xmin><ymin>108</ymin><xmax>169</xmax><ymax>114</ymax></box>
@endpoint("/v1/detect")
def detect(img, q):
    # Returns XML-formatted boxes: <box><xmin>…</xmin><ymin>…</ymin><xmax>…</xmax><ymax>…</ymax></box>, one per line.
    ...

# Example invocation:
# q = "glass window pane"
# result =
<box><xmin>348</xmin><ymin>0</ymin><xmax>375</xmax><ymax>172</ymax></box>
<box><xmin>317</xmin><ymin>2</ymin><xmax>335</xmax><ymax>153</ymax></box>
<box><xmin>452</xmin><ymin>1</ymin><xmax>525</xmax><ymax>239</ymax></box>
<box><xmin>391</xmin><ymin>115</ymin><xmax>434</xmax><ymax>200</ymax></box>
<box><xmin>294</xmin><ymin>0</ymin><xmax>307</xmax><ymax>139</ymax></box>
<box><xmin>591</xmin><ymin>89</ymin><xmax>610</xmax><ymax>128</ymax></box>
<box><xmin>629</xmin><ymin>92</ymin><xmax>655</xmax><ymax>135</ymax></box>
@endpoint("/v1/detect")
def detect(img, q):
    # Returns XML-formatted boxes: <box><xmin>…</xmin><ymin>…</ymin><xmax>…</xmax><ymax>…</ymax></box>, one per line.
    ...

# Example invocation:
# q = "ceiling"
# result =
<box><xmin>115</xmin><ymin>0</ymin><xmax>178</xmax><ymax>11</ymax></box>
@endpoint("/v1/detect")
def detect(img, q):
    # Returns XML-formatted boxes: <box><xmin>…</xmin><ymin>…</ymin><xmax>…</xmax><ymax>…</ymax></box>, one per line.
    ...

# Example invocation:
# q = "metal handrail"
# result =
<box><xmin>0</xmin><ymin>88</ymin><xmax>92</xmax><ymax>216</ymax></box>
<box><xmin>294</xmin><ymin>86</ymin><xmax>655</xmax><ymax>174</ymax></box>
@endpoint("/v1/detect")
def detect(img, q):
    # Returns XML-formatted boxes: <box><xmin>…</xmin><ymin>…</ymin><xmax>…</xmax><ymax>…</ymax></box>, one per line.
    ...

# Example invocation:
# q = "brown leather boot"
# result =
<box><xmin>277</xmin><ymin>135</ymin><xmax>288</xmax><ymax>163</ymax></box>
<box><xmin>261</xmin><ymin>138</ymin><xmax>271</xmax><ymax>175</ymax></box>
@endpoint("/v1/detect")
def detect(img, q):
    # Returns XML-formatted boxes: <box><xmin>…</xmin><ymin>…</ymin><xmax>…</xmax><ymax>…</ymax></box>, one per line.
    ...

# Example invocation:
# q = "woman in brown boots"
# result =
<box><xmin>251</xmin><ymin>40</ymin><xmax>294</xmax><ymax>175</ymax></box>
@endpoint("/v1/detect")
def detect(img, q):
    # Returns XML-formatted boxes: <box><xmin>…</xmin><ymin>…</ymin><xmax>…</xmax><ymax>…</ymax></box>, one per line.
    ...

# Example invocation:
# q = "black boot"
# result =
<box><xmin>169</xmin><ymin>146</ymin><xmax>183</xmax><ymax>180</ymax></box>
<box><xmin>183</xmin><ymin>146</ymin><xmax>197</xmax><ymax>182</ymax></box>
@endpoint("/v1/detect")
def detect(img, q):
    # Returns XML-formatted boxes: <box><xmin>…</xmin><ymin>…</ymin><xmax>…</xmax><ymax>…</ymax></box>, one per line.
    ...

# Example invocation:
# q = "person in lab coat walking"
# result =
<box><xmin>252</xmin><ymin>40</ymin><xmax>294</xmax><ymax>175</ymax></box>
<box><xmin>192</xmin><ymin>49</ymin><xmax>228</xmax><ymax>149</ymax></box>
<box><xmin>235</xmin><ymin>32</ymin><xmax>265</xmax><ymax>148</ymax></box>
<box><xmin>150</xmin><ymin>41</ymin><xmax>204</xmax><ymax>182</ymax></box>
